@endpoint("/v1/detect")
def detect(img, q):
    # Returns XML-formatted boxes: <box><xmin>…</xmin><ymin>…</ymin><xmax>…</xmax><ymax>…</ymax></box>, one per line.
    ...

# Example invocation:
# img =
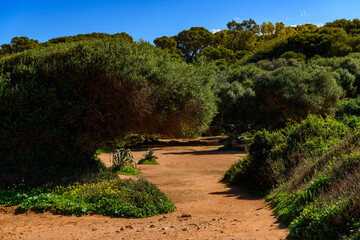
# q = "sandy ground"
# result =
<box><xmin>0</xmin><ymin>136</ymin><xmax>287</xmax><ymax>240</ymax></box>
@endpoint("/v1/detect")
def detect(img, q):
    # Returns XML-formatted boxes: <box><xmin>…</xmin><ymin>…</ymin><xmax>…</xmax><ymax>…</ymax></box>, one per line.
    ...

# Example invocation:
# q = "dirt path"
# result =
<box><xmin>0</xmin><ymin>136</ymin><xmax>287</xmax><ymax>240</ymax></box>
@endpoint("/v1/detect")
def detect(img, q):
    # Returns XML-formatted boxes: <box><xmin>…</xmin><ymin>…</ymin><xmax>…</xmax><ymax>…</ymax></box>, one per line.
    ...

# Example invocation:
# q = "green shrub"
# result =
<box><xmin>0</xmin><ymin>178</ymin><xmax>174</xmax><ymax>218</ymax></box>
<box><xmin>0</xmin><ymin>38</ymin><xmax>217</xmax><ymax>188</ymax></box>
<box><xmin>338</xmin><ymin>97</ymin><xmax>360</xmax><ymax>116</ymax></box>
<box><xmin>223</xmin><ymin>115</ymin><xmax>350</xmax><ymax>190</ymax></box>
<box><xmin>336</xmin><ymin>114</ymin><xmax>360</xmax><ymax>129</ymax></box>
<box><xmin>138</xmin><ymin>148</ymin><xmax>159</xmax><ymax>165</ymax></box>
<box><xmin>218</xmin><ymin>64</ymin><xmax>343</xmax><ymax>128</ymax></box>
<box><xmin>265</xmin><ymin>129</ymin><xmax>360</xmax><ymax>239</ymax></box>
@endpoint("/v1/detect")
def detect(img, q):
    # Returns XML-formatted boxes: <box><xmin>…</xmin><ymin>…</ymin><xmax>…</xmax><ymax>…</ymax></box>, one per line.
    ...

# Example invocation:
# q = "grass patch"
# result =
<box><xmin>115</xmin><ymin>164</ymin><xmax>141</xmax><ymax>175</ymax></box>
<box><xmin>0</xmin><ymin>177</ymin><xmax>174</xmax><ymax>218</ymax></box>
<box><xmin>138</xmin><ymin>159</ymin><xmax>159</xmax><ymax>165</ymax></box>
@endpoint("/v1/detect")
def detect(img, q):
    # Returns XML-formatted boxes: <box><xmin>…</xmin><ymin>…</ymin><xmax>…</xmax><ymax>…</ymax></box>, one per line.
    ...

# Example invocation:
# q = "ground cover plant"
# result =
<box><xmin>115</xmin><ymin>164</ymin><xmax>141</xmax><ymax>175</ymax></box>
<box><xmin>0</xmin><ymin>177</ymin><xmax>174</xmax><ymax>218</ymax></box>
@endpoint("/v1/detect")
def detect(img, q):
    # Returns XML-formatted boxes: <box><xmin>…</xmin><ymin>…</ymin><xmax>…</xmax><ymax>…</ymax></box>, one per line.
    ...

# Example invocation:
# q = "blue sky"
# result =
<box><xmin>1</xmin><ymin>0</ymin><xmax>360</xmax><ymax>45</ymax></box>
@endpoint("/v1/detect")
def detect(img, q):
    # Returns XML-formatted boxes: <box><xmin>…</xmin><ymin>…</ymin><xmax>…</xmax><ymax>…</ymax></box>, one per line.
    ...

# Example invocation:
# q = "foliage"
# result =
<box><xmin>153</xmin><ymin>36</ymin><xmax>182</xmax><ymax>61</ymax></box>
<box><xmin>227</xmin><ymin>18</ymin><xmax>260</xmax><ymax>34</ymax></box>
<box><xmin>223</xmin><ymin>115</ymin><xmax>350</xmax><ymax>190</ymax></box>
<box><xmin>46</xmin><ymin>32</ymin><xmax>133</xmax><ymax>44</ymax></box>
<box><xmin>218</xmin><ymin>63</ymin><xmax>343</xmax><ymax>128</ymax></box>
<box><xmin>138</xmin><ymin>148</ymin><xmax>159</xmax><ymax>165</ymax></box>
<box><xmin>0</xmin><ymin>37</ymin><xmax>217</xmax><ymax>188</ymax></box>
<box><xmin>338</xmin><ymin>97</ymin><xmax>360</xmax><ymax>116</ymax></box>
<box><xmin>0</xmin><ymin>36</ymin><xmax>39</xmax><ymax>56</ymax></box>
<box><xmin>267</xmin><ymin>132</ymin><xmax>360</xmax><ymax>239</ymax></box>
<box><xmin>224</xmin><ymin>110</ymin><xmax>360</xmax><ymax>239</ymax></box>
<box><xmin>280</xmin><ymin>51</ymin><xmax>306</xmax><ymax>61</ymax></box>
<box><xmin>174</xmin><ymin>27</ymin><xmax>213</xmax><ymax>62</ymax></box>
<box><xmin>111</xmin><ymin>147</ymin><xmax>136</xmax><ymax>171</ymax></box>
<box><xmin>0</xmin><ymin>178</ymin><xmax>174</xmax><ymax>218</ymax></box>
<box><xmin>0</xmin><ymin>33</ymin><xmax>133</xmax><ymax>58</ymax></box>
<box><xmin>115</xmin><ymin>164</ymin><xmax>141</xmax><ymax>175</ymax></box>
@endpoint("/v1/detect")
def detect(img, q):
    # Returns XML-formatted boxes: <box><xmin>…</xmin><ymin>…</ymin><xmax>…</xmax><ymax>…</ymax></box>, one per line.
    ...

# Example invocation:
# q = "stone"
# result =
<box><xmin>180</xmin><ymin>212</ymin><xmax>192</xmax><ymax>218</ymax></box>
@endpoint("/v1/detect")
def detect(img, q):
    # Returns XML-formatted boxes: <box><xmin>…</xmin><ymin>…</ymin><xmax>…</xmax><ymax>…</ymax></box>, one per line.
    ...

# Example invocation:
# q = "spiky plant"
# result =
<box><xmin>111</xmin><ymin>146</ymin><xmax>136</xmax><ymax>171</ymax></box>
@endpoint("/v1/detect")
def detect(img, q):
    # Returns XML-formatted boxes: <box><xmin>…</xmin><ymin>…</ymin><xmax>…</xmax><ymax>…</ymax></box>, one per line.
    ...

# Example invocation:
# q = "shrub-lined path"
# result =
<box><xmin>0</xmin><ymin>136</ymin><xmax>286</xmax><ymax>240</ymax></box>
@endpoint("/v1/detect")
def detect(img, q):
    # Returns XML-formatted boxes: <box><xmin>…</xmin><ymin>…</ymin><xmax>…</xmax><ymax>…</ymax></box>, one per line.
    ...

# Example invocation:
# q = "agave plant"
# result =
<box><xmin>111</xmin><ymin>146</ymin><xmax>136</xmax><ymax>170</ymax></box>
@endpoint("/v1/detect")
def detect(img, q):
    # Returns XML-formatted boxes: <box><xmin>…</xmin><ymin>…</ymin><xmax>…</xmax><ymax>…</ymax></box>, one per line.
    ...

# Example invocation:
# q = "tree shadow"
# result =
<box><xmin>128</xmin><ymin>136</ymin><xmax>227</xmax><ymax>150</ymax></box>
<box><xmin>209</xmin><ymin>183</ymin><xmax>261</xmax><ymax>200</ymax></box>
<box><xmin>161</xmin><ymin>149</ymin><xmax>244</xmax><ymax>155</ymax></box>
<box><xmin>209</xmin><ymin>182</ymin><xmax>287</xmax><ymax>229</ymax></box>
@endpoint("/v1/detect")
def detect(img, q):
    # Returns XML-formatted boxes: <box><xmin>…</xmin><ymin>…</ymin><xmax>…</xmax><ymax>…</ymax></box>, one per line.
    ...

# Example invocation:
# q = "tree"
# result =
<box><xmin>198</xmin><ymin>46</ymin><xmax>234</xmax><ymax>62</ymax></box>
<box><xmin>324</xmin><ymin>18</ymin><xmax>360</xmax><ymax>34</ymax></box>
<box><xmin>280</xmin><ymin>51</ymin><xmax>306</xmax><ymax>61</ymax></box>
<box><xmin>295</xmin><ymin>23</ymin><xmax>318</xmax><ymax>32</ymax></box>
<box><xmin>261</xmin><ymin>21</ymin><xmax>275</xmax><ymax>36</ymax></box>
<box><xmin>214</xmin><ymin>30</ymin><xmax>257</xmax><ymax>52</ymax></box>
<box><xmin>154</xmin><ymin>36</ymin><xmax>182</xmax><ymax>60</ymax></box>
<box><xmin>0</xmin><ymin>38</ymin><xmax>217</xmax><ymax>187</ymax></box>
<box><xmin>285</xmin><ymin>26</ymin><xmax>297</xmax><ymax>36</ymax></box>
<box><xmin>174</xmin><ymin>27</ymin><xmax>213</xmax><ymax>62</ymax></box>
<box><xmin>227</xmin><ymin>19</ymin><xmax>260</xmax><ymax>34</ymax></box>
<box><xmin>0</xmin><ymin>36</ymin><xmax>39</xmax><ymax>55</ymax></box>
<box><xmin>253</xmin><ymin>67</ymin><xmax>343</xmax><ymax>125</ymax></box>
<box><xmin>0</xmin><ymin>44</ymin><xmax>12</xmax><ymax>55</ymax></box>
<box><xmin>275</xmin><ymin>22</ymin><xmax>286</xmax><ymax>37</ymax></box>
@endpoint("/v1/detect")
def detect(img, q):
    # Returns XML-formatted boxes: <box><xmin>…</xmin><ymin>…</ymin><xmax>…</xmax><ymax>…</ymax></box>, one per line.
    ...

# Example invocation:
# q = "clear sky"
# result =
<box><xmin>1</xmin><ymin>0</ymin><xmax>360</xmax><ymax>45</ymax></box>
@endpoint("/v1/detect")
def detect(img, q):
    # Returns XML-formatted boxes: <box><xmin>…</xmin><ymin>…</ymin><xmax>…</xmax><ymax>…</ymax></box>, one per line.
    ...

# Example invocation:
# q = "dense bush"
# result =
<box><xmin>224</xmin><ymin>112</ymin><xmax>360</xmax><ymax>239</ymax></box>
<box><xmin>310</xmin><ymin>55</ymin><xmax>360</xmax><ymax>97</ymax></box>
<box><xmin>268</xmin><ymin>131</ymin><xmax>360</xmax><ymax>239</ymax></box>
<box><xmin>223</xmin><ymin>115</ymin><xmax>350</xmax><ymax>190</ymax></box>
<box><xmin>0</xmin><ymin>178</ymin><xmax>174</xmax><ymax>218</ymax></box>
<box><xmin>218</xmin><ymin>63</ymin><xmax>343</xmax><ymax>128</ymax></box>
<box><xmin>338</xmin><ymin>97</ymin><xmax>360</xmax><ymax>116</ymax></box>
<box><xmin>0</xmin><ymin>38</ymin><xmax>217</xmax><ymax>187</ymax></box>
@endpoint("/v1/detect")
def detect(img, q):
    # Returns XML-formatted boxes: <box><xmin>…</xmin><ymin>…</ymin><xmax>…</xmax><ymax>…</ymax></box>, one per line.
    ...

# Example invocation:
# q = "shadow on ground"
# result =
<box><xmin>129</xmin><ymin>136</ymin><xmax>228</xmax><ymax>149</ymax></box>
<box><xmin>161</xmin><ymin>149</ymin><xmax>245</xmax><ymax>156</ymax></box>
<box><xmin>209</xmin><ymin>183</ymin><xmax>287</xmax><ymax>230</ymax></box>
<box><xmin>209</xmin><ymin>183</ymin><xmax>260</xmax><ymax>200</ymax></box>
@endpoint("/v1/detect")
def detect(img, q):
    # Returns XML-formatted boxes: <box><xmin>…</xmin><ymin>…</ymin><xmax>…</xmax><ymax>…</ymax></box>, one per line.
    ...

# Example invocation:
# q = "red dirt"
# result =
<box><xmin>0</xmin><ymin>136</ymin><xmax>287</xmax><ymax>240</ymax></box>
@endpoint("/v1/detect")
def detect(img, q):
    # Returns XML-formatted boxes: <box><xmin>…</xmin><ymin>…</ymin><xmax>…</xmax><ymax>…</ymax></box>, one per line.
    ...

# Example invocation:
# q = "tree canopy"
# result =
<box><xmin>0</xmin><ymin>38</ymin><xmax>217</xmax><ymax>187</ymax></box>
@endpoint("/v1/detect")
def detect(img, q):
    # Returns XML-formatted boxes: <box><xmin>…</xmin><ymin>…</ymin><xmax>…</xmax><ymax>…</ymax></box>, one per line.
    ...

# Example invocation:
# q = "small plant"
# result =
<box><xmin>111</xmin><ymin>146</ymin><xmax>137</xmax><ymax>171</ymax></box>
<box><xmin>138</xmin><ymin>148</ymin><xmax>159</xmax><ymax>165</ymax></box>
